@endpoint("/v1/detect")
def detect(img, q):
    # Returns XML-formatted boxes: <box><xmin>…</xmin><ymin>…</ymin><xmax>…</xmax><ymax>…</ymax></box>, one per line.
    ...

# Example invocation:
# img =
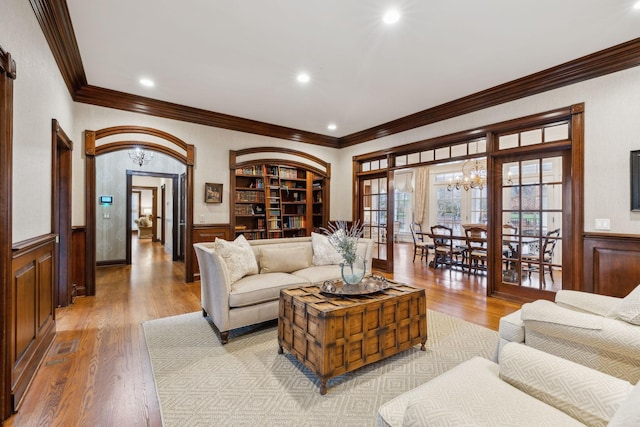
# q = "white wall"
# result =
<box><xmin>0</xmin><ymin>0</ymin><xmax>75</xmax><ymax>243</ymax></box>
<box><xmin>337</xmin><ymin>66</ymin><xmax>640</xmax><ymax>234</ymax></box>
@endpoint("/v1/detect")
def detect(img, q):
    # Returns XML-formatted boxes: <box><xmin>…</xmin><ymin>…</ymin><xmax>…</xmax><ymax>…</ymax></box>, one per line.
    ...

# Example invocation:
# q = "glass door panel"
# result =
<box><xmin>361</xmin><ymin>175</ymin><xmax>388</xmax><ymax>266</ymax></box>
<box><xmin>499</xmin><ymin>154</ymin><xmax>565</xmax><ymax>296</ymax></box>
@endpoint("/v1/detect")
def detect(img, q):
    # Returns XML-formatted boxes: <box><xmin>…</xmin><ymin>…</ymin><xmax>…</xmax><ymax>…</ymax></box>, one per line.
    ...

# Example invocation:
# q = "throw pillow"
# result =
<box><xmin>608</xmin><ymin>284</ymin><xmax>640</xmax><ymax>326</ymax></box>
<box><xmin>259</xmin><ymin>246</ymin><xmax>312</xmax><ymax>273</ymax></box>
<box><xmin>214</xmin><ymin>235</ymin><xmax>258</xmax><ymax>283</ymax></box>
<box><xmin>311</xmin><ymin>232</ymin><xmax>343</xmax><ymax>266</ymax></box>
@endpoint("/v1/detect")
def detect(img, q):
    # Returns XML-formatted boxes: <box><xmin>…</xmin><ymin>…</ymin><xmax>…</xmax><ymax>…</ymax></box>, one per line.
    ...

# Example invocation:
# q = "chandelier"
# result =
<box><xmin>447</xmin><ymin>159</ymin><xmax>487</xmax><ymax>191</ymax></box>
<box><xmin>128</xmin><ymin>147</ymin><xmax>153</xmax><ymax>167</ymax></box>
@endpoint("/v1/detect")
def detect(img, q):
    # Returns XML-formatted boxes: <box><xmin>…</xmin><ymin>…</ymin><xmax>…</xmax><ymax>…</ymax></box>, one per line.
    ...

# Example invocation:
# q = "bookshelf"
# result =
<box><xmin>230</xmin><ymin>162</ymin><xmax>328</xmax><ymax>240</ymax></box>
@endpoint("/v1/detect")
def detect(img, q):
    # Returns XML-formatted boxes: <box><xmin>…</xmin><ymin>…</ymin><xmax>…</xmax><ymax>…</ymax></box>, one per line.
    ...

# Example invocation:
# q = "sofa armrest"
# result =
<box><xmin>555</xmin><ymin>290</ymin><xmax>620</xmax><ymax>316</ymax></box>
<box><xmin>499</xmin><ymin>343</ymin><xmax>634</xmax><ymax>426</ymax></box>
<box><xmin>194</xmin><ymin>243</ymin><xmax>232</xmax><ymax>332</ymax></box>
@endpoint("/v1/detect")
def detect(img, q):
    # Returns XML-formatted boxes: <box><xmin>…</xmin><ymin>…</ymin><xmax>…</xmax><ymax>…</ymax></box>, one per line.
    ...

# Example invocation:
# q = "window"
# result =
<box><xmin>435</xmin><ymin>186</ymin><xmax>461</xmax><ymax>234</ymax></box>
<box><xmin>394</xmin><ymin>190</ymin><xmax>411</xmax><ymax>232</ymax></box>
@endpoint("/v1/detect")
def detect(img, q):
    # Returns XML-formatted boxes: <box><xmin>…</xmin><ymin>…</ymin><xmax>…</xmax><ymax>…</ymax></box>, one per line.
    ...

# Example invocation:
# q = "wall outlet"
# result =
<box><xmin>595</xmin><ymin>218</ymin><xmax>610</xmax><ymax>230</ymax></box>
<box><xmin>199</xmin><ymin>214</ymin><xmax>205</xmax><ymax>223</ymax></box>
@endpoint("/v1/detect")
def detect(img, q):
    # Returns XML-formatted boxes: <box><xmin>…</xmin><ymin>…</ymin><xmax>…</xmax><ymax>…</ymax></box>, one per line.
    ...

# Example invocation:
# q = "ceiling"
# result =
<box><xmin>65</xmin><ymin>1</ymin><xmax>640</xmax><ymax>139</ymax></box>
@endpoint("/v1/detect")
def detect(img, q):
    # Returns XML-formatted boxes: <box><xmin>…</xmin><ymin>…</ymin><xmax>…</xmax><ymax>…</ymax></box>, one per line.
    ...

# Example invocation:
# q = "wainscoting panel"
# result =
<box><xmin>192</xmin><ymin>224</ymin><xmax>230</xmax><ymax>281</ymax></box>
<box><xmin>583</xmin><ymin>232</ymin><xmax>640</xmax><ymax>297</ymax></box>
<box><xmin>11</xmin><ymin>235</ymin><xmax>56</xmax><ymax>411</ymax></box>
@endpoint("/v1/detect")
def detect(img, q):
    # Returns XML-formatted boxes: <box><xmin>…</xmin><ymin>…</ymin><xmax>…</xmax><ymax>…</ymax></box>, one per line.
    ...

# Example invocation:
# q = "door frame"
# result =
<box><xmin>84</xmin><ymin>126</ymin><xmax>195</xmax><ymax>295</ymax></box>
<box><xmin>127</xmin><ymin>173</ymin><xmax>179</xmax><ymax>262</ymax></box>
<box><xmin>51</xmin><ymin>119</ymin><xmax>73</xmax><ymax>307</ymax></box>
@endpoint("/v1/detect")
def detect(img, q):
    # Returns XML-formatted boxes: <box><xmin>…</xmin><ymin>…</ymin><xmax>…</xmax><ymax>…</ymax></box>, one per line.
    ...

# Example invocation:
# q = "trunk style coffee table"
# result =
<box><xmin>277</xmin><ymin>282</ymin><xmax>427</xmax><ymax>395</ymax></box>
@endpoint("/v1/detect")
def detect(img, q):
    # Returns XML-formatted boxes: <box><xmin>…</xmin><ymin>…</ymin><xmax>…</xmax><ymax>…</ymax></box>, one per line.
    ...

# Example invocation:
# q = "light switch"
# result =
<box><xmin>103</xmin><ymin>213</ymin><xmax>110</xmax><ymax>219</ymax></box>
<box><xmin>595</xmin><ymin>218</ymin><xmax>610</xmax><ymax>230</ymax></box>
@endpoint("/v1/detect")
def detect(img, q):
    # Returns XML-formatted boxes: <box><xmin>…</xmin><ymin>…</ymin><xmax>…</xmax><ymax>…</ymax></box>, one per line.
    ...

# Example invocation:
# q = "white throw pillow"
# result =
<box><xmin>214</xmin><ymin>235</ymin><xmax>258</xmax><ymax>283</ymax></box>
<box><xmin>608</xmin><ymin>284</ymin><xmax>640</xmax><ymax>326</ymax></box>
<box><xmin>311</xmin><ymin>232</ymin><xmax>343</xmax><ymax>266</ymax></box>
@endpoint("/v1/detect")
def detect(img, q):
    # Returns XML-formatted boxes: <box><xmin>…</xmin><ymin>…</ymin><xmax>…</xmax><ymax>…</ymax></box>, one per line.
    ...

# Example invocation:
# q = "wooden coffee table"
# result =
<box><xmin>277</xmin><ymin>282</ymin><xmax>427</xmax><ymax>395</ymax></box>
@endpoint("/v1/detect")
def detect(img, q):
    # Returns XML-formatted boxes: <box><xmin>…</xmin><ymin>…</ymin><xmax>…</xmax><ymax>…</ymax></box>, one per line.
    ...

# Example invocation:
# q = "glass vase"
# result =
<box><xmin>341</xmin><ymin>256</ymin><xmax>367</xmax><ymax>285</ymax></box>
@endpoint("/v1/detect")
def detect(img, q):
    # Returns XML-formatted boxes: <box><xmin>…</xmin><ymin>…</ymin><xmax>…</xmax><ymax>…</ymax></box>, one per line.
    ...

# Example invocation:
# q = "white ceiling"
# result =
<box><xmin>66</xmin><ymin>1</ymin><xmax>640</xmax><ymax>137</ymax></box>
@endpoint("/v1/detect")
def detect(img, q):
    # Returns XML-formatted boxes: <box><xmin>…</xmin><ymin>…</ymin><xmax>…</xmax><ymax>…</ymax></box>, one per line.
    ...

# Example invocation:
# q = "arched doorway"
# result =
<box><xmin>84</xmin><ymin>126</ymin><xmax>195</xmax><ymax>295</ymax></box>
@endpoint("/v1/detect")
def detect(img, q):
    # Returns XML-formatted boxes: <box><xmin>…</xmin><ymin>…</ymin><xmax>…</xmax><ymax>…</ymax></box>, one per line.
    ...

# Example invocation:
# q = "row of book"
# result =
<box><xmin>284</xmin><ymin>216</ymin><xmax>306</xmax><ymax>229</ymax></box>
<box><xmin>235</xmin><ymin>191</ymin><xmax>265</xmax><ymax>202</ymax></box>
<box><xmin>236</xmin><ymin>166</ymin><xmax>263</xmax><ymax>176</ymax></box>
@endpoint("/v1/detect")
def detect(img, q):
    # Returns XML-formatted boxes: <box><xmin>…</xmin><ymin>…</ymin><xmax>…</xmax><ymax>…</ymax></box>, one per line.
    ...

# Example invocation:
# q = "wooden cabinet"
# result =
<box><xmin>231</xmin><ymin>162</ymin><xmax>328</xmax><ymax>240</ymax></box>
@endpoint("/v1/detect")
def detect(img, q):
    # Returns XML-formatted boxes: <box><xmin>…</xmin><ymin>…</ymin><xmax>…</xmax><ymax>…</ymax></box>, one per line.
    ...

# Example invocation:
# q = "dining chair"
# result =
<box><xmin>502</xmin><ymin>224</ymin><xmax>518</xmax><ymax>271</ymax></box>
<box><xmin>409</xmin><ymin>222</ymin><xmax>431</xmax><ymax>263</ymax></box>
<box><xmin>430</xmin><ymin>225</ymin><xmax>464</xmax><ymax>269</ymax></box>
<box><xmin>523</xmin><ymin>228</ymin><xmax>560</xmax><ymax>286</ymax></box>
<box><xmin>464</xmin><ymin>226</ymin><xmax>488</xmax><ymax>274</ymax></box>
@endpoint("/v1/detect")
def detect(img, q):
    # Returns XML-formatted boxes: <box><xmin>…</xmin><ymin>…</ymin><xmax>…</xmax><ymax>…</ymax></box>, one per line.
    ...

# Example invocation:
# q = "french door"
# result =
<box><xmin>493</xmin><ymin>150</ymin><xmax>570</xmax><ymax>301</ymax></box>
<box><xmin>359</xmin><ymin>172</ymin><xmax>391</xmax><ymax>271</ymax></box>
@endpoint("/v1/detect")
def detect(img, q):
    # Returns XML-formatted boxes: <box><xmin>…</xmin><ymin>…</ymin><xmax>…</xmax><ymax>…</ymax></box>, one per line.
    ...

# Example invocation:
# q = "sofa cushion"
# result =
<box><xmin>293</xmin><ymin>265</ymin><xmax>342</xmax><ymax>284</ymax></box>
<box><xmin>498</xmin><ymin>342</ymin><xmax>633</xmax><ymax>426</ymax></box>
<box><xmin>229</xmin><ymin>273</ymin><xmax>309</xmax><ymax>308</ymax></box>
<box><xmin>214</xmin><ymin>235</ymin><xmax>259</xmax><ymax>284</ymax></box>
<box><xmin>259</xmin><ymin>246</ymin><xmax>312</xmax><ymax>273</ymax></box>
<box><xmin>607</xmin><ymin>284</ymin><xmax>640</xmax><ymax>326</ymax></box>
<box><xmin>311</xmin><ymin>232</ymin><xmax>343</xmax><ymax>266</ymax></box>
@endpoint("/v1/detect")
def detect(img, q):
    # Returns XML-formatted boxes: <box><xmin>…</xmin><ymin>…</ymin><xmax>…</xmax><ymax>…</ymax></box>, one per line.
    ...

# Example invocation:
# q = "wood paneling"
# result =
<box><xmin>29</xmin><ymin>0</ymin><xmax>640</xmax><ymax>147</ymax></box>
<box><xmin>11</xmin><ymin>235</ymin><xmax>56</xmax><ymax>412</ymax></box>
<box><xmin>192</xmin><ymin>225</ymin><xmax>230</xmax><ymax>280</ymax></box>
<box><xmin>583</xmin><ymin>232</ymin><xmax>640</xmax><ymax>297</ymax></box>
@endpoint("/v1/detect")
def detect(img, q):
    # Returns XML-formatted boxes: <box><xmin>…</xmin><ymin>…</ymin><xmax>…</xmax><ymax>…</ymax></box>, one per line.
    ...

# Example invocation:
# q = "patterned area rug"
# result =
<box><xmin>143</xmin><ymin>310</ymin><xmax>498</xmax><ymax>426</ymax></box>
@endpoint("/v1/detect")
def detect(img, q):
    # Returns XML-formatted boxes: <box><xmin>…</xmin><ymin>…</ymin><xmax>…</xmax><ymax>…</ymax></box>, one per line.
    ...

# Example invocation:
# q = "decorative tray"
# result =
<box><xmin>320</xmin><ymin>274</ymin><xmax>392</xmax><ymax>296</ymax></box>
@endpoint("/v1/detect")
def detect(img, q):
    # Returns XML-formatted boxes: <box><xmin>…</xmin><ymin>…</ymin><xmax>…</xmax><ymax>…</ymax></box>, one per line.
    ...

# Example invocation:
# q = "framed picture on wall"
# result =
<box><xmin>205</xmin><ymin>183</ymin><xmax>223</xmax><ymax>204</ymax></box>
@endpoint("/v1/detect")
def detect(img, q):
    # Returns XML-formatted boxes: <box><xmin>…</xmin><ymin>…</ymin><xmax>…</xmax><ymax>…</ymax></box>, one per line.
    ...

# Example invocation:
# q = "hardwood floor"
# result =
<box><xmin>5</xmin><ymin>240</ymin><xmax>520</xmax><ymax>426</ymax></box>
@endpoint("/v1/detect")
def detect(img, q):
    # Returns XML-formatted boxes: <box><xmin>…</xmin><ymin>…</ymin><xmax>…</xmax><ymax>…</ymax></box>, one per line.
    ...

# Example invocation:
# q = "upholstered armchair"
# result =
<box><xmin>498</xmin><ymin>286</ymin><xmax>640</xmax><ymax>383</ymax></box>
<box><xmin>377</xmin><ymin>342</ymin><xmax>640</xmax><ymax>427</ymax></box>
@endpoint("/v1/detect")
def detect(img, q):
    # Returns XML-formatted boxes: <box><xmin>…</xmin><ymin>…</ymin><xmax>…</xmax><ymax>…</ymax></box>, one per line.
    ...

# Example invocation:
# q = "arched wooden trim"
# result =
<box><xmin>94</xmin><ymin>141</ymin><xmax>187</xmax><ymax>164</ymax></box>
<box><xmin>94</xmin><ymin>125</ymin><xmax>189</xmax><ymax>151</ymax></box>
<box><xmin>84</xmin><ymin>126</ymin><xmax>196</xmax><ymax>296</ymax></box>
<box><xmin>231</xmin><ymin>147</ymin><xmax>329</xmax><ymax>171</ymax></box>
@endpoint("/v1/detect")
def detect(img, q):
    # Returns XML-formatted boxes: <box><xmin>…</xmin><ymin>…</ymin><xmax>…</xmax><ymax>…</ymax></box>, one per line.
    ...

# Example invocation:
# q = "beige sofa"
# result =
<box><xmin>194</xmin><ymin>234</ymin><xmax>374</xmax><ymax>344</ymax></box>
<box><xmin>498</xmin><ymin>287</ymin><xmax>640</xmax><ymax>383</ymax></box>
<box><xmin>377</xmin><ymin>342</ymin><xmax>640</xmax><ymax>427</ymax></box>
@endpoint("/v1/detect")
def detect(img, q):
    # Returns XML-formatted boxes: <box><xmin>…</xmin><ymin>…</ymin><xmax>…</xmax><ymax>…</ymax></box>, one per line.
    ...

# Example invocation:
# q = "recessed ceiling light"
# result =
<box><xmin>296</xmin><ymin>72</ymin><xmax>310</xmax><ymax>84</ymax></box>
<box><xmin>383</xmin><ymin>9</ymin><xmax>401</xmax><ymax>24</ymax></box>
<box><xmin>139</xmin><ymin>78</ymin><xmax>155</xmax><ymax>87</ymax></box>
<box><xmin>327</xmin><ymin>123</ymin><xmax>337</xmax><ymax>131</ymax></box>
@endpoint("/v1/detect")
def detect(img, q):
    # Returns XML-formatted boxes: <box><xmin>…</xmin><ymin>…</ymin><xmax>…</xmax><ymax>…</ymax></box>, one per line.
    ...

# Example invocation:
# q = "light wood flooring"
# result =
<box><xmin>5</xmin><ymin>239</ymin><xmax>521</xmax><ymax>426</ymax></box>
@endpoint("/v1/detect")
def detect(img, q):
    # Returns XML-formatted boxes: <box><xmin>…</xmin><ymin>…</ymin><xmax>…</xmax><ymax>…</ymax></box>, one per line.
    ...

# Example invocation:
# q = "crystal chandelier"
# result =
<box><xmin>128</xmin><ymin>147</ymin><xmax>153</xmax><ymax>167</ymax></box>
<box><xmin>447</xmin><ymin>159</ymin><xmax>486</xmax><ymax>191</ymax></box>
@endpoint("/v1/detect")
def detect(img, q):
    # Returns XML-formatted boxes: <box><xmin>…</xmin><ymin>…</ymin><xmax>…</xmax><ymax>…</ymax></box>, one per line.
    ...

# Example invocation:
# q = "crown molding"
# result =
<box><xmin>30</xmin><ymin>0</ymin><xmax>640</xmax><ymax>148</ymax></box>
<box><xmin>29</xmin><ymin>0</ymin><xmax>86</xmax><ymax>93</ymax></box>
<box><xmin>74</xmin><ymin>85</ymin><xmax>339</xmax><ymax>147</ymax></box>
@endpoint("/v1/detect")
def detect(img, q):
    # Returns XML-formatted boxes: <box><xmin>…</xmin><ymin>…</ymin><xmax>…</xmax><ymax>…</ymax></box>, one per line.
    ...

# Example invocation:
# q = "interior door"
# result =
<box><xmin>359</xmin><ymin>173</ymin><xmax>391</xmax><ymax>271</ymax></box>
<box><xmin>494</xmin><ymin>151</ymin><xmax>568</xmax><ymax>301</ymax></box>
